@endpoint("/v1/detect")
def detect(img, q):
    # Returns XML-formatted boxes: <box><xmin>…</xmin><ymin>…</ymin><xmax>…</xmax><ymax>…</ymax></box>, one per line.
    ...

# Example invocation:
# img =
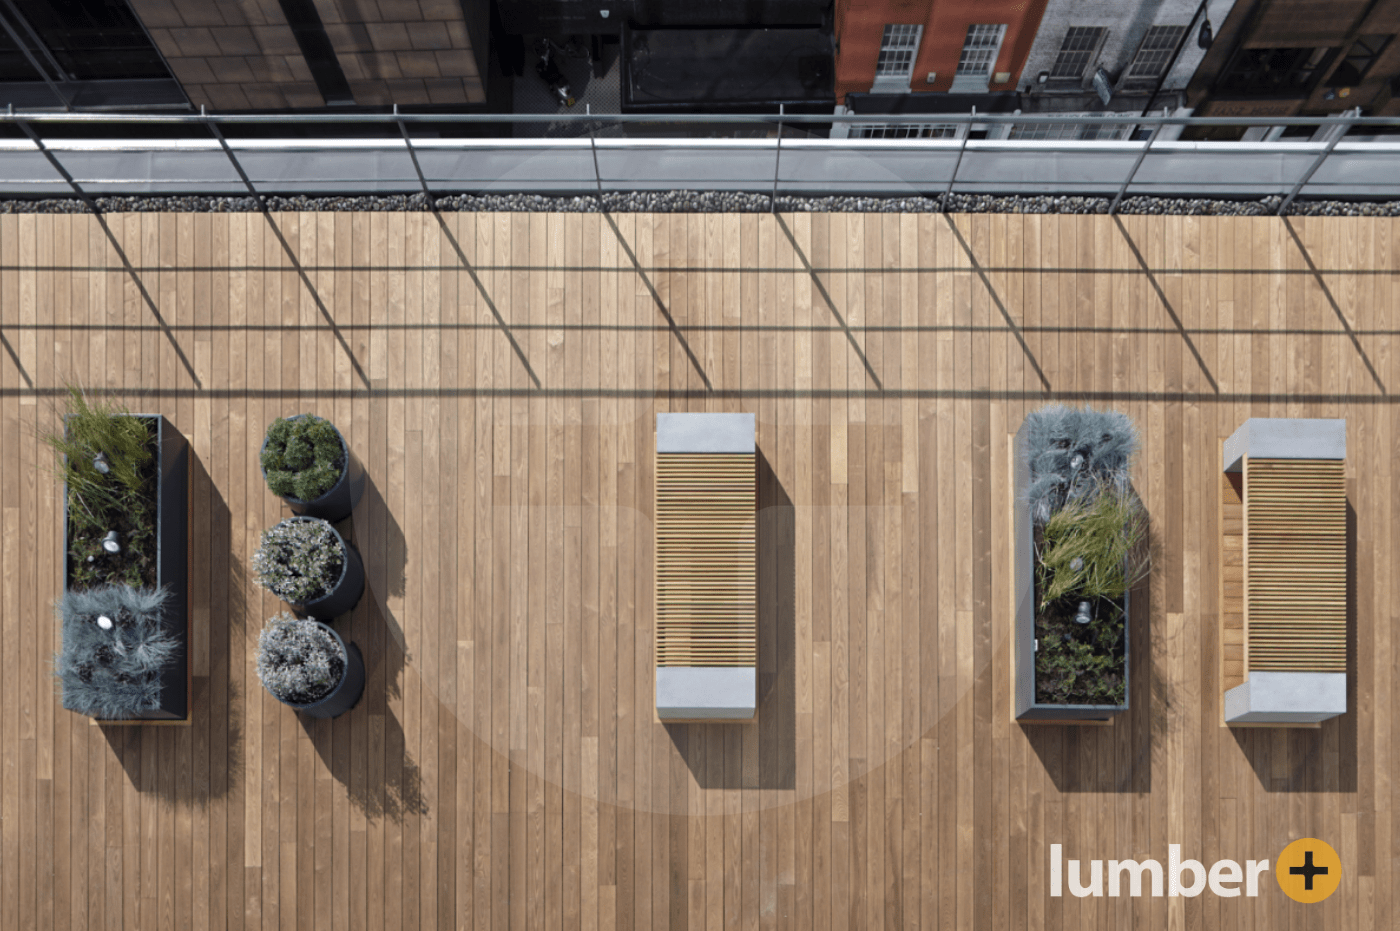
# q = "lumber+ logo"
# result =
<box><xmin>1275</xmin><ymin>838</ymin><xmax>1341</xmax><ymax>903</ymax></box>
<box><xmin>1050</xmin><ymin>838</ymin><xmax>1340</xmax><ymax>902</ymax></box>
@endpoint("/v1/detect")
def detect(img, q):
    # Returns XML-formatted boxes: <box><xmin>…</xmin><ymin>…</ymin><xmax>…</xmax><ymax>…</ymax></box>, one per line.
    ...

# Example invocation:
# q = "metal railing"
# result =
<box><xmin>1</xmin><ymin>107</ymin><xmax>1398</xmax><ymax>214</ymax></box>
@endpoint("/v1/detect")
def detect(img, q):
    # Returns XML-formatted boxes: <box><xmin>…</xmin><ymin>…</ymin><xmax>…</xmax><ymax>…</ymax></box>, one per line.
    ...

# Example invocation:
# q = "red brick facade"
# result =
<box><xmin>834</xmin><ymin>0</ymin><xmax>1049</xmax><ymax>103</ymax></box>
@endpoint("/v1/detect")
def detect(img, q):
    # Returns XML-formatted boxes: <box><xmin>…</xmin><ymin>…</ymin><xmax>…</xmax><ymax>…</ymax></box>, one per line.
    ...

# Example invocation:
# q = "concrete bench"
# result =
<box><xmin>1221</xmin><ymin>419</ymin><xmax>1347</xmax><ymax>725</ymax></box>
<box><xmin>654</xmin><ymin>413</ymin><xmax>757</xmax><ymax>721</ymax></box>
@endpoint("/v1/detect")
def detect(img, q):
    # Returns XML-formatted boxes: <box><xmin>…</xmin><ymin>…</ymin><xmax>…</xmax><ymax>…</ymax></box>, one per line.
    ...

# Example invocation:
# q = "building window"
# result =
<box><xmin>4</xmin><ymin>0</ymin><xmax>170</xmax><ymax>81</ymax></box>
<box><xmin>1050</xmin><ymin>27</ymin><xmax>1106</xmax><ymax>80</ymax></box>
<box><xmin>1127</xmin><ymin>25</ymin><xmax>1187</xmax><ymax>80</ymax></box>
<box><xmin>951</xmin><ymin>24</ymin><xmax>1007</xmax><ymax>92</ymax></box>
<box><xmin>956</xmin><ymin>24</ymin><xmax>1007</xmax><ymax>79</ymax></box>
<box><xmin>875</xmin><ymin>24</ymin><xmax>921</xmax><ymax>77</ymax></box>
<box><xmin>0</xmin><ymin>25</ymin><xmax>40</xmax><ymax>82</ymax></box>
<box><xmin>1329</xmin><ymin>34</ymin><xmax>1392</xmax><ymax>87</ymax></box>
<box><xmin>1217</xmin><ymin>46</ymin><xmax>1337</xmax><ymax>97</ymax></box>
<box><xmin>871</xmin><ymin>24</ymin><xmax>922</xmax><ymax>93</ymax></box>
<box><xmin>1009</xmin><ymin>120</ymin><xmax>1128</xmax><ymax>142</ymax></box>
<box><xmin>852</xmin><ymin>122</ymin><xmax>958</xmax><ymax>139</ymax></box>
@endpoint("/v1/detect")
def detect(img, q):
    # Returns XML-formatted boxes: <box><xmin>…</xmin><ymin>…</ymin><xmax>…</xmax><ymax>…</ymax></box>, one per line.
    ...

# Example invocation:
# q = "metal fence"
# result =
<box><xmin>3</xmin><ymin>108</ymin><xmax>1400</xmax><ymax>213</ymax></box>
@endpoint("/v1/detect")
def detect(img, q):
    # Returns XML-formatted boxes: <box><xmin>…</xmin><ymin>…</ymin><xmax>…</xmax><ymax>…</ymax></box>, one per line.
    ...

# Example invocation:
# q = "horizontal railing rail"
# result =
<box><xmin>0</xmin><ymin>108</ymin><xmax>1397</xmax><ymax>214</ymax></box>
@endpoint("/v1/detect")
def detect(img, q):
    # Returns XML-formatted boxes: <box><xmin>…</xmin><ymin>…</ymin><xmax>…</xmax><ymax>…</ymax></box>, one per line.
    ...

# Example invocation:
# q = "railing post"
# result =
<box><xmin>1278</xmin><ymin>107</ymin><xmax>1358</xmax><ymax>216</ymax></box>
<box><xmin>941</xmin><ymin>107</ymin><xmax>975</xmax><ymax>213</ymax></box>
<box><xmin>1109</xmin><ymin>121</ymin><xmax>1162</xmax><ymax>215</ymax></box>
<box><xmin>395</xmin><ymin>103</ymin><xmax>433</xmax><ymax>202</ymax></box>
<box><xmin>771</xmin><ymin>103</ymin><xmax>784</xmax><ymax>213</ymax></box>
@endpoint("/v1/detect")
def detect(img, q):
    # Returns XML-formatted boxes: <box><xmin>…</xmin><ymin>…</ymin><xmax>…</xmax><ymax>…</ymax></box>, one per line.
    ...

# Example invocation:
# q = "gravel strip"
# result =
<box><xmin>2</xmin><ymin>191</ymin><xmax>1399</xmax><ymax>216</ymax></box>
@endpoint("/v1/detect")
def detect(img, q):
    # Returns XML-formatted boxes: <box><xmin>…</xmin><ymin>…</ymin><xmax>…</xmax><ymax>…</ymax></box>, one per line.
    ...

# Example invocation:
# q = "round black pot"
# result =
<box><xmin>289</xmin><ymin>517</ymin><xmax>365</xmax><ymax>620</ymax></box>
<box><xmin>271</xmin><ymin>623</ymin><xmax>365</xmax><ymax>719</ymax></box>
<box><xmin>261</xmin><ymin>416</ymin><xmax>365</xmax><ymax>523</ymax></box>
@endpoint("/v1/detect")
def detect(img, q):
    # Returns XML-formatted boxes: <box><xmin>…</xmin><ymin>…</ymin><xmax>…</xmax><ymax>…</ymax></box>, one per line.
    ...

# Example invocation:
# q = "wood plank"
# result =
<box><xmin>0</xmin><ymin>210</ymin><xmax>1395</xmax><ymax>931</ymax></box>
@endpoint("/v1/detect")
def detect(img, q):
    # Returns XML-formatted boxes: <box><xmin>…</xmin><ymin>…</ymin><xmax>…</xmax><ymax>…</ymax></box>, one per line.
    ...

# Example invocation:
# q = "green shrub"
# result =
<box><xmin>261</xmin><ymin>415</ymin><xmax>344</xmax><ymax>501</ymax></box>
<box><xmin>256</xmin><ymin>613</ymin><xmax>345</xmax><ymax>704</ymax></box>
<box><xmin>1037</xmin><ymin>483</ymin><xmax>1149</xmax><ymax>610</ymax></box>
<box><xmin>54</xmin><ymin>585</ymin><xmax>176</xmax><ymax>718</ymax></box>
<box><xmin>1034</xmin><ymin>599</ymin><xmax>1126</xmax><ymax>705</ymax></box>
<box><xmin>42</xmin><ymin>386</ymin><xmax>157</xmax><ymax>589</ymax></box>
<box><xmin>251</xmin><ymin>518</ymin><xmax>344</xmax><ymax>604</ymax></box>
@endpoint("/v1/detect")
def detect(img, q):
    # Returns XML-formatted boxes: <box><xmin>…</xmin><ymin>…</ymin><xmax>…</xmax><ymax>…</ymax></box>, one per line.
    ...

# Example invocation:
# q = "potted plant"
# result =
<box><xmin>252</xmin><ymin>516</ymin><xmax>364</xmax><ymax>619</ymax></box>
<box><xmin>256</xmin><ymin>612</ymin><xmax>365</xmax><ymax>718</ymax></box>
<box><xmin>45</xmin><ymin>387</ymin><xmax>188</xmax><ymax>721</ymax></box>
<box><xmin>261</xmin><ymin>414</ymin><xmax>364</xmax><ymax>522</ymax></box>
<box><xmin>1013</xmin><ymin>405</ymin><xmax>1148</xmax><ymax>723</ymax></box>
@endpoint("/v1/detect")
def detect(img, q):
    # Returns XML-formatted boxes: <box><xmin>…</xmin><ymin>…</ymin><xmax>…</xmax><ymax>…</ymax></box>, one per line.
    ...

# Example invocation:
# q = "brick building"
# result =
<box><xmin>1014</xmin><ymin>0</ymin><xmax>1240</xmax><ymax>138</ymax></box>
<box><xmin>832</xmin><ymin>0</ymin><xmax>1047</xmax><ymax>102</ymax></box>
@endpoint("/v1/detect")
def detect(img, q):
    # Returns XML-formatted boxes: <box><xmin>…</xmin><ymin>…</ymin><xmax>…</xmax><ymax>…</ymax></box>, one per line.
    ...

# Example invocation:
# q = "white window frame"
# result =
<box><xmin>871</xmin><ymin>24</ymin><xmax>923</xmax><ymax>94</ymax></box>
<box><xmin>950</xmin><ymin>24</ymin><xmax>1007</xmax><ymax>93</ymax></box>
<box><xmin>1123</xmin><ymin>25</ymin><xmax>1188</xmax><ymax>85</ymax></box>
<box><xmin>1049</xmin><ymin>26</ymin><xmax>1107</xmax><ymax>82</ymax></box>
<box><xmin>850</xmin><ymin>122</ymin><xmax>959</xmax><ymax>139</ymax></box>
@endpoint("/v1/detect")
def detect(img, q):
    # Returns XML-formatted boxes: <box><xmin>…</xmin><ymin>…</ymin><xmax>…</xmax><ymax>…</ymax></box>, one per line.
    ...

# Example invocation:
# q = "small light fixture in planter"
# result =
<box><xmin>256</xmin><ymin>612</ymin><xmax>365</xmax><ymax>719</ymax></box>
<box><xmin>252</xmin><ymin>516</ymin><xmax>365</xmax><ymax>620</ymax></box>
<box><xmin>260</xmin><ymin>414</ymin><xmax>365</xmax><ymax>523</ymax></box>
<box><xmin>102</xmin><ymin>530</ymin><xmax>121</xmax><ymax>553</ymax></box>
<box><xmin>92</xmin><ymin>451</ymin><xmax>110</xmax><ymax>474</ymax></box>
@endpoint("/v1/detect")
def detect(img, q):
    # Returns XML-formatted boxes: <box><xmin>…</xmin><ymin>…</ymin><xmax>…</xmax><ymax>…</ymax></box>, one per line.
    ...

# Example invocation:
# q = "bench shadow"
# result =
<box><xmin>1024</xmin><ymin>509</ymin><xmax>1155</xmax><ymax>794</ymax></box>
<box><xmin>1226</xmin><ymin>500</ymin><xmax>1359</xmax><ymax>793</ymax></box>
<box><xmin>665</xmin><ymin>448</ymin><xmax>796</xmax><ymax>790</ymax></box>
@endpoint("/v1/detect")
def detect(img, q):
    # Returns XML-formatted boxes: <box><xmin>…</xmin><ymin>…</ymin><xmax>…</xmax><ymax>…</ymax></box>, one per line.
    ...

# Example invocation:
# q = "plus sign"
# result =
<box><xmin>1290</xmin><ymin>850</ymin><xmax>1329</xmax><ymax>891</ymax></box>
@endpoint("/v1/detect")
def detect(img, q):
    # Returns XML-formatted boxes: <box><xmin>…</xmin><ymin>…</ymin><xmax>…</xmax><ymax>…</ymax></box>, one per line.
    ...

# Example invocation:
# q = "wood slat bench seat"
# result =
<box><xmin>655</xmin><ymin>413</ymin><xmax>757</xmax><ymax>720</ymax></box>
<box><xmin>1221</xmin><ymin>420</ymin><xmax>1348</xmax><ymax>726</ymax></box>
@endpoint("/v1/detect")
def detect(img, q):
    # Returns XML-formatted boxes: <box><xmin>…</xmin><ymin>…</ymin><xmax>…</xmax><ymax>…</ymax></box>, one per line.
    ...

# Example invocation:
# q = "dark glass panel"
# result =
<box><xmin>10</xmin><ymin>0</ymin><xmax>169</xmax><ymax>81</ymax></box>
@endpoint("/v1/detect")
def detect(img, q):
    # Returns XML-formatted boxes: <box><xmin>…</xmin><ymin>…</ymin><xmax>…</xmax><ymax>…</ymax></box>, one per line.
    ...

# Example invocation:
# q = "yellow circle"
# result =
<box><xmin>1276</xmin><ymin>838</ymin><xmax>1341</xmax><ymax>904</ymax></box>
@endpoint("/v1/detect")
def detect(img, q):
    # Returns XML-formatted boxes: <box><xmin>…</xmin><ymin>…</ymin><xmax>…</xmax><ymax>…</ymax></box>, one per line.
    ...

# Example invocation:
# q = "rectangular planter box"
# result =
<box><xmin>1013</xmin><ymin>420</ymin><xmax>1130</xmax><ymax>724</ymax></box>
<box><xmin>63</xmin><ymin>414</ymin><xmax>189</xmax><ymax>722</ymax></box>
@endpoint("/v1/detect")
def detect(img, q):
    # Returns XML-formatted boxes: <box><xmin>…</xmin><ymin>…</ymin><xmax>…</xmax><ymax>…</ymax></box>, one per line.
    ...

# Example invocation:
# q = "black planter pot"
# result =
<box><xmin>271</xmin><ymin>623</ymin><xmax>365</xmax><ymax>719</ymax></box>
<box><xmin>286</xmin><ymin>517</ymin><xmax>365</xmax><ymax>620</ymax></box>
<box><xmin>261</xmin><ymin>416</ymin><xmax>364</xmax><ymax>523</ymax></box>
<box><xmin>62</xmin><ymin>414</ymin><xmax>189</xmax><ymax>722</ymax></box>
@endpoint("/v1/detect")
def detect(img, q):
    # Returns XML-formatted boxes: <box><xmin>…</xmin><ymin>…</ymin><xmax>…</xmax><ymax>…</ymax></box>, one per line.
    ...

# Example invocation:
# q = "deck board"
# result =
<box><xmin>0</xmin><ymin>212</ymin><xmax>1397</xmax><ymax>928</ymax></box>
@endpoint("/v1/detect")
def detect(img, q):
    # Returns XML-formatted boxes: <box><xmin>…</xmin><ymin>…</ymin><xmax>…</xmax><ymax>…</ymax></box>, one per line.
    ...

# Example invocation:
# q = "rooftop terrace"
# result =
<box><xmin>0</xmin><ymin>210</ymin><xmax>1394</xmax><ymax>929</ymax></box>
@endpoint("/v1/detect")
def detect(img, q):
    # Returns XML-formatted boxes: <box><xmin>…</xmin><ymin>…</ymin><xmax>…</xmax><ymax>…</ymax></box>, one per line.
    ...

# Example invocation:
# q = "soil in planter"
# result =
<box><xmin>66</xmin><ymin>420</ymin><xmax>159</xmax><ymax>591</ymax></box>
<box><xmin>1034</xmin><ymin>594</ymin><xmax>1126</xmax><ymax>706</ymax></box>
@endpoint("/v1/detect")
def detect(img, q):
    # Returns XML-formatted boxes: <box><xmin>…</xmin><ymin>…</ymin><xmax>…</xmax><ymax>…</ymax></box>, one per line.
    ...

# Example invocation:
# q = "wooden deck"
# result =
<box><xmin>0</xmin><ymin>210</ymin><xmax>1395</xmax><ymax>929</ymax></box>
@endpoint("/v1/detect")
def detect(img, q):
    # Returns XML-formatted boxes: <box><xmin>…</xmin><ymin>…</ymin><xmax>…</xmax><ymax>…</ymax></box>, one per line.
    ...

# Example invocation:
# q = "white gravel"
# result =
<box><xmin>0</xmin><ymin>191</ymin><xmax>1396</xmax><ymax>216</ymax></box>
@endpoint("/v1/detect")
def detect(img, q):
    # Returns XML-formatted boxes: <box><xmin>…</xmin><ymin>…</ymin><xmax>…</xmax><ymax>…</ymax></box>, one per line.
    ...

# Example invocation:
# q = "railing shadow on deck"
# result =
<box><xmin>664</xmin><ymin>449</ymin><xmax>796</xmax><ymax>791</ymax></box>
